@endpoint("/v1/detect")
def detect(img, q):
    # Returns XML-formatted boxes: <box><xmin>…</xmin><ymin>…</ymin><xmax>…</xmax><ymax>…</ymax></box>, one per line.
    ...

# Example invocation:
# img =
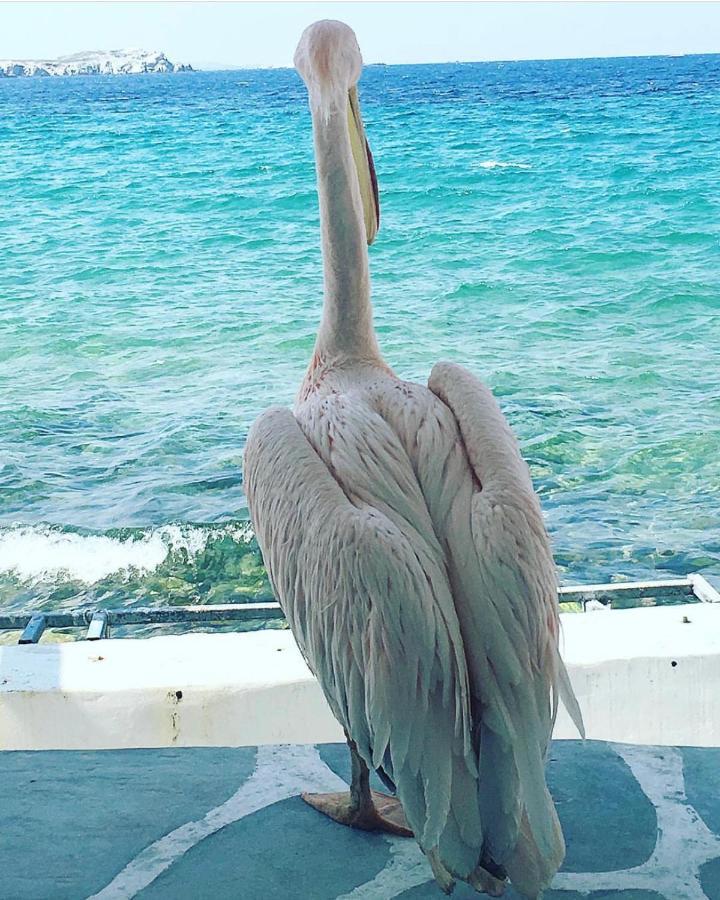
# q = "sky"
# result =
<box><xmin>2</xmin><ymin>2</ymin><xmax>720</xmax><ymax>69</ymax></box>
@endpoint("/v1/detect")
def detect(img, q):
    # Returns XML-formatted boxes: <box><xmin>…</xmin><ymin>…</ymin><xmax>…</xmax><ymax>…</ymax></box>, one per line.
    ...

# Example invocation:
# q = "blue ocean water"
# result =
<box><xmin>1</xmin><ymin>55</ymin><xmax>719</xmax><ymax>617</ymax></box>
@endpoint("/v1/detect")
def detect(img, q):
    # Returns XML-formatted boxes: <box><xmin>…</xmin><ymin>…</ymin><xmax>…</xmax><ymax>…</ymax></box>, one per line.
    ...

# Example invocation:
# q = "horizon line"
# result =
<box><xmin>198</xmin><ymin>48</ymin><xmax>720</xmax><ymax>71</ymax></box>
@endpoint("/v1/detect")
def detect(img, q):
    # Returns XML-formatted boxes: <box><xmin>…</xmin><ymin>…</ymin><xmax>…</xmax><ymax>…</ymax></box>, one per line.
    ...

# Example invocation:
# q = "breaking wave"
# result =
<box><xmin>476</xmin><ymin>160</ymin><xmax>532</xmax><ymax>170</ymax></box>
<box><xmin>0</xmin><ymin>522</ymin><xmax>268</xmax><ymax>614</ymax></box>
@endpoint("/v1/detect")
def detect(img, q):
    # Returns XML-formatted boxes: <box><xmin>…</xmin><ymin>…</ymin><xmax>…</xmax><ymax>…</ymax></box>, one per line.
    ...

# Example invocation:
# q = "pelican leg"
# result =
<box><xmin>302</xmin><ymin>737</ymin><xmax>413</xmax><ymax>837</ymax></box>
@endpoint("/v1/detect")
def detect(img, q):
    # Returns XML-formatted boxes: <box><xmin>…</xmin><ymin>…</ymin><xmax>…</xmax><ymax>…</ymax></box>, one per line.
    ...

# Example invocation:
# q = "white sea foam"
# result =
<box><xmin>0</xmin><ymin>524</ymin><xmax>251</xmax><ymax>585</ymax></box>
<box><xmin>476</xmin><ymin>160</ymin><xmax>532</xmax><ymax>170</ymax></box>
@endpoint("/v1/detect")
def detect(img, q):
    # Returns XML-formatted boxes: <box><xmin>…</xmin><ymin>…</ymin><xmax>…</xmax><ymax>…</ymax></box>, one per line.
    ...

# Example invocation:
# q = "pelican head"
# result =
<box><xmin>294</xmin><ymin>20</ymin><xmax>362</xmax><ymax>115</ymax></box>
<box><xmin>295</xmin><ymin>20</ymin><xmax>379</xmax><ymax>244</ymax></box>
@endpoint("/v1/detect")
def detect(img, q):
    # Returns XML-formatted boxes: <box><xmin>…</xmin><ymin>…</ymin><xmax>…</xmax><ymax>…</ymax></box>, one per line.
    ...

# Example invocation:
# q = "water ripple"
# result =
<box><xmin>1</xmin><ymin>56</ymin><xmax>719</xmax><ymax>614</ymax></box>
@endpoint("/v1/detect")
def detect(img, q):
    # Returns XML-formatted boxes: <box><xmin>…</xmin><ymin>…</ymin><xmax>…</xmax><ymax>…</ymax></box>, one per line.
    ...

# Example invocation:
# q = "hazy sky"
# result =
<box><xmin>2</xmin><ymin>2</ymin><xmax>720</xmax><ymax>68</ymax></box>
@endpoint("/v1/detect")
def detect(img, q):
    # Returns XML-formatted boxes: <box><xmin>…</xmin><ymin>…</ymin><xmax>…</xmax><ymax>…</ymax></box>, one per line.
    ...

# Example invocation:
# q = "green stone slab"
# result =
<box><xmin>547</xmin><ymin>741</ymin><xmax>657</xmax><ymax>871</ymax></box>
<box><xmin>0</xmin><ymin>747</ymin><xmax>257</xmax><ymax>899</ymax></box>
<box><xmin>139</xmin><ymin>796</ymin><xmax>392</xmax><ymax>900</ymax></box>
<box><xmin>395</xmin><ymin>882</ymin><xmax>667</xmax><ymax>898</ymax></box>
<box><xmin>700</xmin><ymin>856</ymin><xmax>720</xmax><ymax>900</ymax></box>
<box><xmin>0</xmin><ymin>740</ymin><xmax>717</xmax><ymax>900</ymax></box>
<box><xmin>682</xmin><ymin>747</ymin><xmax>720</xmax><ymax>837</ymax></box>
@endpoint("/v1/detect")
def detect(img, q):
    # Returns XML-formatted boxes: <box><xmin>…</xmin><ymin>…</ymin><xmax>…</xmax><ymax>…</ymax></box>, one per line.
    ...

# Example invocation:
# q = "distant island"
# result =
<box><xmin>0</xmin><ymin>49</ymin><xmax>194</xmax><ymax>77</ymax></box>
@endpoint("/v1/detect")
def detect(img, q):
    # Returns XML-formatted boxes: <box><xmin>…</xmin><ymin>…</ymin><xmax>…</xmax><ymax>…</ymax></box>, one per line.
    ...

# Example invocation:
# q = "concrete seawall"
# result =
<box><xmin>1</xmin><ymin>602</ymin><xmax>719</xmax><ymax>750</ymax></box>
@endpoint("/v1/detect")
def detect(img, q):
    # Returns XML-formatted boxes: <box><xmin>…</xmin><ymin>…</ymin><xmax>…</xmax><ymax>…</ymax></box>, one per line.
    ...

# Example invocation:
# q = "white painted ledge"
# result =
<box><xmin>1</xmin><ymin>603</ymin><xmax>718</xmax><ymax>751</ymax></box>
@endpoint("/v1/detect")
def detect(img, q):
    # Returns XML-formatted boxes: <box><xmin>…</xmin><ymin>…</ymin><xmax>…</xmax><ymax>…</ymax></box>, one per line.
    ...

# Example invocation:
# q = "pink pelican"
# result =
<box><xmin>245</xmin><ymin>20</ymin><xmax>583</xmax><ymax>898</ymax></box>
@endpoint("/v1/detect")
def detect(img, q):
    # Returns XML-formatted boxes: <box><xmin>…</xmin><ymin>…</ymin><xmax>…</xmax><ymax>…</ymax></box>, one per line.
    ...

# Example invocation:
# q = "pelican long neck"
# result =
<box><xmin>311</xmin><ymin>100</ymin><xmax>380</xmax><ymax>362</ymax></box>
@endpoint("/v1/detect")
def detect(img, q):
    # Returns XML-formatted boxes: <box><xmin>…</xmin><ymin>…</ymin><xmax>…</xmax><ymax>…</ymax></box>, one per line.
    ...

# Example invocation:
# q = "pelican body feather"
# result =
<box><xmin>245</xmin><ymin>20</ymin><xmax>582</xmax><ymax>898</ymax></box>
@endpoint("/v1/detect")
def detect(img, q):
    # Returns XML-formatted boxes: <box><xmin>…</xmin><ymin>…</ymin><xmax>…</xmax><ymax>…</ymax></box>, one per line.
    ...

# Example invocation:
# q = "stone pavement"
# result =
<box><xmin>1</xmin><ymin>740</ymin><xmax>719</xmax><ymax>899</ymax></box>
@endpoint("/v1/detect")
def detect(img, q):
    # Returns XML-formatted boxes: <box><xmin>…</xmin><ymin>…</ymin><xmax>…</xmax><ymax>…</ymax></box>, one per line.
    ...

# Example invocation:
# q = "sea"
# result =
<box><xmin>1</xmin><ymin>54</ymin><xmax>719</xmax><ymax>628</ymax></box>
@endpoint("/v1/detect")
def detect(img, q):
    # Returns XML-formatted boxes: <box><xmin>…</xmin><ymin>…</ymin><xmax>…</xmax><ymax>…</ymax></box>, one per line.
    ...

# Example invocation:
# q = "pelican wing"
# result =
<box><xmin>428</xmin><ymin>361</ymin><xmax>584</xmax><ymax>892</ymax></box>
<box><xmin>244</xmin><ymin>406</ymin><xmax>484</xmax><ymax>875</ymax></box>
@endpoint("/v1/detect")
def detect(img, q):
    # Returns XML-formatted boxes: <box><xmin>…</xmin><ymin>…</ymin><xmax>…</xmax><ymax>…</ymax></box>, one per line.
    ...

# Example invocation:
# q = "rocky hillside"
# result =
<box><xmin>0</xmin><ymin>49</ymin><xmax>193</xmax><ymax>77</ymax></box>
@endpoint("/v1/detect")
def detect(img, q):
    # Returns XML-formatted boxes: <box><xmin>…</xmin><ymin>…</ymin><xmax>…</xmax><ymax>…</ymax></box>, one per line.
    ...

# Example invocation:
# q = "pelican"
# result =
<box><xmin>245</xmin><ymin>20</ymin><xmax>583</xmax><ymax>898</ymax></box>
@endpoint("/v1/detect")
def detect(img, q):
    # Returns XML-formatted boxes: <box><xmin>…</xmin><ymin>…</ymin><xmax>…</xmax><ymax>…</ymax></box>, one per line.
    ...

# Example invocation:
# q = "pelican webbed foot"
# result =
<box><xmin>303</xmin><ymin>735</ymin><xmax>413</xmax><ymax>837</ymax></box>
<box><xmin>302</xmin><ymin>787</ymin><xmax>413</xmax><ymax>836</ymax></box>
<box><xmin>468</xmin><ymin>863</ymin><xmax>506</xmax><ymax>896</ymax></box>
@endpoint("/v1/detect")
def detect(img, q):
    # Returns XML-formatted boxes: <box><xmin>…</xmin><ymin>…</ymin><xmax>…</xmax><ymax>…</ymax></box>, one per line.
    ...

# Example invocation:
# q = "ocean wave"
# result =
<box><xmin>2</xmin><ymin>57</ymin><xmax>720</xmax><ymax>608</ymax></box>
<box><xmin>0</xmin><ymin>523</ymin><xmax>253</xmax><ymax>585</ymax></box>
<box><xmin>475</xmin><ymin>160</ymin><xmax>532</xmax><ymax>170</ymax></box>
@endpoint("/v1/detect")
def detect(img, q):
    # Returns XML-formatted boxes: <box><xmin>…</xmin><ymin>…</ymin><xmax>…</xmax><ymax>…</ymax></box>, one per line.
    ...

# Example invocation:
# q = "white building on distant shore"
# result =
<box><xmin>0</xmin><ymin>49</ymin><xmax>194</xmax><ymax>77</ymax></box>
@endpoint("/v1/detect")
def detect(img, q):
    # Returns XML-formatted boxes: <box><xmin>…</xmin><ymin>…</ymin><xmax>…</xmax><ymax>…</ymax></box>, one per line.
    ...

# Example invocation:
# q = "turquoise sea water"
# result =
<box><xmin>1</xmin><ymin>55</ymin><xmax>719</xmax><ymax>618</ymax></box>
